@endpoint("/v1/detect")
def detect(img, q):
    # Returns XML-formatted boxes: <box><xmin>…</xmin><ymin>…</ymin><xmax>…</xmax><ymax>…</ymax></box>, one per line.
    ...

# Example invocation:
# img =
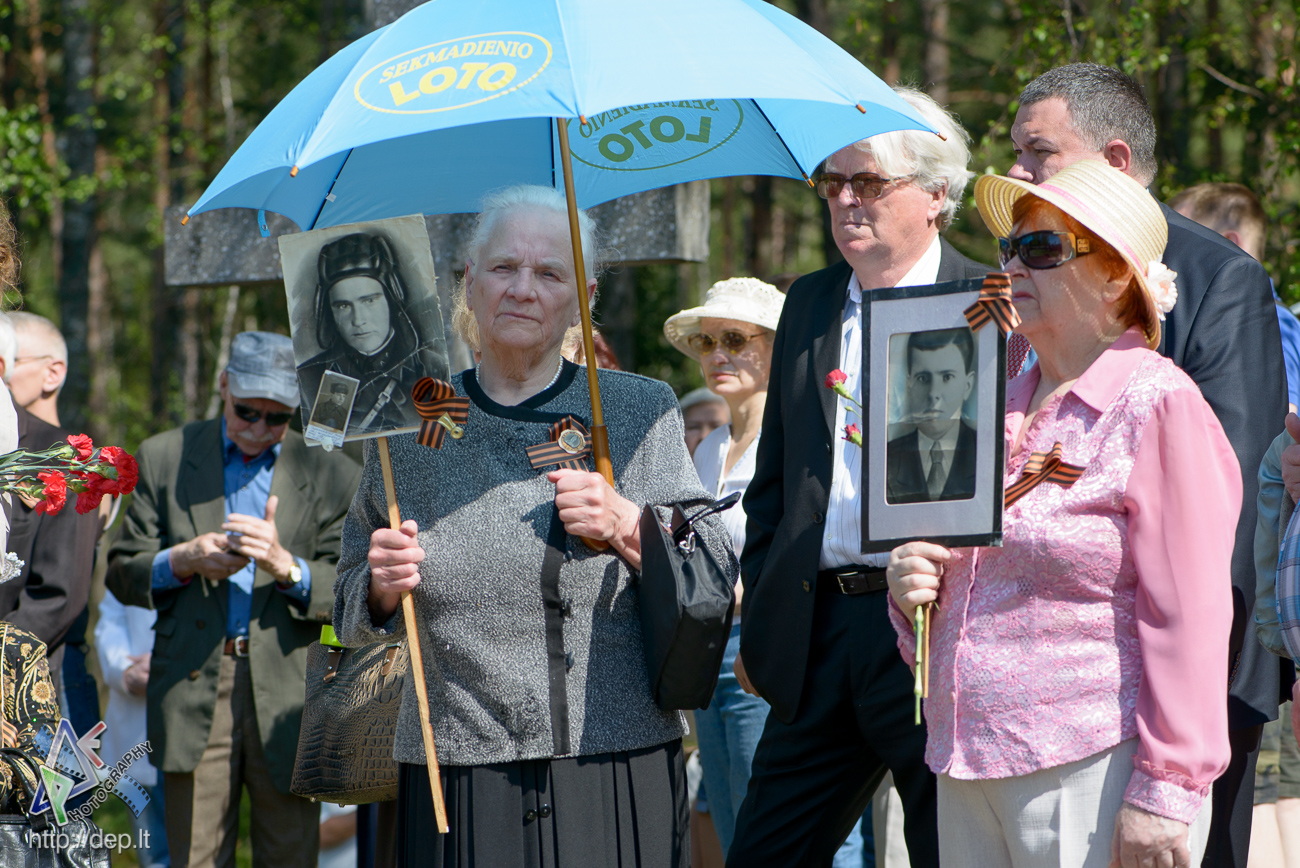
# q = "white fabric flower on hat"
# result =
<box><xmin>1146</xmin><ymin>261</ymin><xmax>1179</xmax><ymax>319</ymax></box>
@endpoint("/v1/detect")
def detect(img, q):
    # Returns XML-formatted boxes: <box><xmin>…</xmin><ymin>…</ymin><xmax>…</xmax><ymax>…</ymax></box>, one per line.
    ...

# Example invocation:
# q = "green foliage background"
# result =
<box><xmin>0</xmin><ymin>0</ymin><xmax>1296</xmax><ymax>447</ymax></box>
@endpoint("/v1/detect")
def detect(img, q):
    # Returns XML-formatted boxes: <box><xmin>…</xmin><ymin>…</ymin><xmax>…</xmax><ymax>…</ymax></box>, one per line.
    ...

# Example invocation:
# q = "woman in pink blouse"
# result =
<box><xmin>885</xmin><ymin>161</ymin><xmax>1241</xmax><ymax>868</ymax></box>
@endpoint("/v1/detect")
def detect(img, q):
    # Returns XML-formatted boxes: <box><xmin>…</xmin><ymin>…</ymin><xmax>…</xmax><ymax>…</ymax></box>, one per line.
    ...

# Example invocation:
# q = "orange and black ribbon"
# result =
<box><xmin>412</xmin><ymin>378</ymin><xmax>469</xmax><ymax>449</ymax></box>
<box><xmin>526</xmin><ymin>416</ymin><xmax>592</xmax><ymax>471</ymax></box>
<box><xmin>964</xmin><ymin>272</ymin><xmax>1022</xmax><ymax>334</ymax></box>
<box><xmin>1004</xmin><ymin>441</ymin><xmax>1084</xmax><ymax>508</ymax></box>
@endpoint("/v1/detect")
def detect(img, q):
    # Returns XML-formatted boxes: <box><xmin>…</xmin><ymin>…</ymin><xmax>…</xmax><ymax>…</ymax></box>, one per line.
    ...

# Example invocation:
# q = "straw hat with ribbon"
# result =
<box><xmin>664</xmin><ymin>277</ymin><xmax>786</xmax><ymax>362</ymax></box>
<box><xmin>973</xmin><ymin>160</ymin><xmax>1177</xmax><ymax>349</ymax></box>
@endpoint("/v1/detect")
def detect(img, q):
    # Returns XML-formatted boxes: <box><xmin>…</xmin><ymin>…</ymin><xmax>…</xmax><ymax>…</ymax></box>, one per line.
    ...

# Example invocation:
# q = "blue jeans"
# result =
<box><xmin>695</xmin><ymin>623</ymin><xmax>867</xmax><ymax>863</ymax></box>
<box><xmin>131</xmin><ymin>781</ymin><xmax>171</xmax><ymax>868</ymax></box>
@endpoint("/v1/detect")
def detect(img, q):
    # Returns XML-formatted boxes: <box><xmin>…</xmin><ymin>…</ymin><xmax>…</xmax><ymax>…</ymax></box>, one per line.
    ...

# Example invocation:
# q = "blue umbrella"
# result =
<box><xmin>186</xmin><ymin>0</ymin><xmax>934</xmax><ymax>229</ymax></box>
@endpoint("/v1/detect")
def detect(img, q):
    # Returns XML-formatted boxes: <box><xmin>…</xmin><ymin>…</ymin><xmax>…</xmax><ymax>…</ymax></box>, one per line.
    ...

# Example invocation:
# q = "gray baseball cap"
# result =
<box><xmin>225</xmin><ymin>331</ymin><xmax>300</xmax><ymax>408</ymax></box>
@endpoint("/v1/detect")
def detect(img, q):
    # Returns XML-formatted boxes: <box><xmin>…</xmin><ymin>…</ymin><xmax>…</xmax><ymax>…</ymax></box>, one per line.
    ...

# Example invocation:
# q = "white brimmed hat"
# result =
<box><xmin>974</xmin><ymin>161</ymin><xmax>1175</xmax><ymax>349</ymax></box>
<box><xmin>664</xmin><ymin>277</ymin><xmax>786</xmax><ymax>361</ymax></box>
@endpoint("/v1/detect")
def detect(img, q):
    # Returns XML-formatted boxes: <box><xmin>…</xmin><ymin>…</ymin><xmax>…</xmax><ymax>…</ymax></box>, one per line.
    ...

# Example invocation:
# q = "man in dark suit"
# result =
<box><xmin>107</xmin><ymin>332</ymin><xmax>362</xmax><ymax>868</ymax></box>
<box><xmin>728</xmin><ymin>86</ymin><xmax>990</xmax><ymax>868</ymax></box>
<box><xmin>886</xmin><ymin>327</ymin><xmax>978</xmax><ymax>504</ymax></box>
<box><xmin>0</xmin><ymin>313</ymin><xmax>101</xmax><ymax>698</ymax></box>
<box><xmin>1007</xmin><ymin>63</ymin><xmax>1287</xmax><ymax>868</ymax></box>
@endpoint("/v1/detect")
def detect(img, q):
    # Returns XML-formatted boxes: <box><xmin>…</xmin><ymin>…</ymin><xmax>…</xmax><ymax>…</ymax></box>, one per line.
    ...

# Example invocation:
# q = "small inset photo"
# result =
<box><xmin>305</xmin><ymin>372</ymin><xmax>360</xmax><ymax>449</ymax></box>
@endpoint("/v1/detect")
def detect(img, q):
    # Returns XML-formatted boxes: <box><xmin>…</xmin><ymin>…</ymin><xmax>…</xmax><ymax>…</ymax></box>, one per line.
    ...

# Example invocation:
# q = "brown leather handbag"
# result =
<box><xmin>291</xmin><ymin>637</ymin><xmax>408</xmax><ymax>804</ymax></box>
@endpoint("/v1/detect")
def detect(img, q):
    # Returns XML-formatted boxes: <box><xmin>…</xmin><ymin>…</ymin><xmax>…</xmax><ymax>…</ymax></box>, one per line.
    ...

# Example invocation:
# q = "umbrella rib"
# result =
<box><xmin>751</xmin><ymin>100</ymin><xmax>814</xmax><ymax>186</ymax></box>
<box><xmin>307</xmin><ymin>147</ymin><xmax>356</xmax><ymax>231</ymax></box>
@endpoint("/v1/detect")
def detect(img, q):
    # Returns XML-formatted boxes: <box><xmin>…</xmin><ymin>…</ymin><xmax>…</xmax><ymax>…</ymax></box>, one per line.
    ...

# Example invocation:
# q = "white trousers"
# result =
<box><xmin>937</xmin><ymin>739</ymin><xmax>1213</xmax><ymax>868</ymax></box>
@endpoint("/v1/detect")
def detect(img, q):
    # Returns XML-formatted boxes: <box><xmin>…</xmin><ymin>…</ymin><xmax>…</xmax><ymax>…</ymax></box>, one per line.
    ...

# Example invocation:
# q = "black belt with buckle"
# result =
<box><xmin>223</xmin><ymin>636</ymin><xmax>249</xmax><ymax>657</ymax></box>
<box><xmin>818</xmin><ymin>567</ymin><xmax>888</xmax><ymax>595</ymax></box>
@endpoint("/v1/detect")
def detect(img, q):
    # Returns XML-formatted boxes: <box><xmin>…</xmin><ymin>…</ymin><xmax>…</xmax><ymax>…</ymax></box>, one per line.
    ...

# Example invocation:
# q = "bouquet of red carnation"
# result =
<box><xmin>0</xmin><ymin>433</ymin><xmax>139</xmax><ymax>517</ymax></box>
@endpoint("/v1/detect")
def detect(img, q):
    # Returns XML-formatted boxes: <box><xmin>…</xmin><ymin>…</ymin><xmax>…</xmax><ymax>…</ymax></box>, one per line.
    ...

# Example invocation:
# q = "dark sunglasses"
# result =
<box><xmin>233</xmin><ymin>403</ymin><xmax>294</xmax><ymax>427</ymax></box>
<box><xmin>687</xmin><ymin>330</ymin><xmax>766</xmax><ymax>356</ymax></box>
<box><xmin>998</xmin><ymin>230</ymin><xmax>1093</xmax><ymax>269</ymax></box>
<box><xmin>814</xmin><ymin>172</ymin><xmax>905</xmax><ymax>201</ymax></box>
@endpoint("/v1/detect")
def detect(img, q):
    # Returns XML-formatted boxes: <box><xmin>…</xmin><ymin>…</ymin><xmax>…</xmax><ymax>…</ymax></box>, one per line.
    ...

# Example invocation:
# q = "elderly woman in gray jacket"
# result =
<box><xmin>332</xmin><ymin>185</ymin><xmax>735</xmax><ymax>868</ymax></box>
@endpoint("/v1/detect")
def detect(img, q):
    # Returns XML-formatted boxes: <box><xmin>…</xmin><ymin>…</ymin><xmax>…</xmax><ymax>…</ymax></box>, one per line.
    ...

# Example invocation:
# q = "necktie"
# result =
<box><xmin>927</xmin><ymin>439</ymin><xmax>947</xmax><ymax>500</ymax></box>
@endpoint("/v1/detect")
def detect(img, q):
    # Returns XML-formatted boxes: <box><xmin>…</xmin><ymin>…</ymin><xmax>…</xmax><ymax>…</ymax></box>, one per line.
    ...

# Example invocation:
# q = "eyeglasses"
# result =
<box><xmin>13</xmin><ymin>355</ymin><xmax>52</xmax><ymax>366</ymax></box>
<box><xmin>998</xmin><ymin>230</ymin><xmax>1093</xmax><ymax>270</ymax></box>
<box><xmin>686</xmin><ymin>330</ymin><xmax>766</xmax><ymax>356</ymax></box>
<box><xmin>814</xmin><ymin>172</ymin><xmax>907</xmax><ymax>201</ymax></box>
<box><xmin>232</xmin><ymin>403</ymin><xmax>294</xmax><ymax>427</ymax></box>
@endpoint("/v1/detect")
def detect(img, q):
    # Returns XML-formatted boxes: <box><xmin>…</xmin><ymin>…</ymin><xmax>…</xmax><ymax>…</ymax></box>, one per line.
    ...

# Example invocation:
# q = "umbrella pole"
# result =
<box><xmin>555</xmin><ymin>119</ymin><xmax>613</xmax><ymax>489</ymax></box>
<box><xmin>377</xmin><ymin>436</ymin><xmax>449</xmax><ymax>833</ymax></box>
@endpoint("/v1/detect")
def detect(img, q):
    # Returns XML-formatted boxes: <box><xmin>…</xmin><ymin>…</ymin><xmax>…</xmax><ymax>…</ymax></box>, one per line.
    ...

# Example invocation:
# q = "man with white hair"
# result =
<box><xmin>6</xmin><ymin>312</ymin><xmax>67</xmax><ymax>424</ymax></box>
<box><xmin>728</xmin><ymin>87</ymin><xmax>989</xmax><ymax>867</ymax></box>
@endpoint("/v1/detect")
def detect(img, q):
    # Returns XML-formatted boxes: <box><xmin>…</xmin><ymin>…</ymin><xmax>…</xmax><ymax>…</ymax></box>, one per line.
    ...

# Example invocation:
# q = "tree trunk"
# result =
<box><xmin>747</xmin><ymin>176</ymin><xmax>773</xmax><ymax>279</ymax></box>
<box><xmin>149</xmin><ymin>0</ymin><xmax>183</xmax><ymax>426</ymax></box>
<box><xmin>24</xmin><ymin>0</ymin><xmax>62</xmax><ymax>281</ymax></box>
<box><xmin>57</xmin><ymin>0</ymin><xmax>96</xmax><ymax>431</ymax></box>
<box><xmin>920</xmin><ymin>0</ymin><xmax>950</xmax><ymax>103</ymax></box>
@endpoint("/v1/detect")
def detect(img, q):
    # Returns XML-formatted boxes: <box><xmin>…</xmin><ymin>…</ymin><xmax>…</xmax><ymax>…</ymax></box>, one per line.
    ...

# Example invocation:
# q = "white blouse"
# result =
<box><xmin>692</xmin><ymin>423</ymin><xmax>759</xmax><ymax>572</ymax></box>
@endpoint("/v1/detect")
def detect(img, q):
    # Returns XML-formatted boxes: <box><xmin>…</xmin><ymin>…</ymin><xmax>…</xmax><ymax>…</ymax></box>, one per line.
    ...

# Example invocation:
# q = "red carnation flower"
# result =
<box><xmin>825</xmin><ymin>369</ymin><xmax>848</xmax><ymax>389</ymax></box>
<box><xmin>35</xmin><ymin>471</ymin><xmax>67</xmax><ymax>516</ymax></box>
<box><xmin>843</xmin><ymin>423</ymin><xmax>863</xmax><ymax>447</ymax></box>
<box><xmin>66</xmin><ymin>433</ymin><xmax>94</xmax><ymax>460</ymax></box>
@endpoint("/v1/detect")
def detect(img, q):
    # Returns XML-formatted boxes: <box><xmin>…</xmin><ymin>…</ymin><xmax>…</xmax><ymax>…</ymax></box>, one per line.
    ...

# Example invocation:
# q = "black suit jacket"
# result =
<box><xmin>2</xmin><ymin>408</ymin><xmax>102</xmax><ymax>676</ymax></box>
<box><xmin>886</xmin><ymin>422</ymin><xmax>977</xmax><ymax>505</ymax></box>
<box><xmin>741</xmin><ymin>238</ymin><xmax>990</xmax><ymax>723</ymax></box>
<box><xmin>1157</xmin><ymin>203</ymin><xmax>1290</xmax><ymax>729</ymax></box>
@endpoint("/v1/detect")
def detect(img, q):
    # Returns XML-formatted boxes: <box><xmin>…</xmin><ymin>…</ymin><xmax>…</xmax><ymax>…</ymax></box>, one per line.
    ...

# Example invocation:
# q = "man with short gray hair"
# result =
<box><xmin>1008</xmin><ymin>63</ymin><xmax>1285</xmax><ymax>868</ymax></box>
<box><xmin>107</xmin><ymin>331</ymin><xmax>362</xmax><ymax>868</ymax></box>
<box><xmin>7</xmin><ymin>312</ymin><xmax>67</xmax><ymax>425</ymax></box>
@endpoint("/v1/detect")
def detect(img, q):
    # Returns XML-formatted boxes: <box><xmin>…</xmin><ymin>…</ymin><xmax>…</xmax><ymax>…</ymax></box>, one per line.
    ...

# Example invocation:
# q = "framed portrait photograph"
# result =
<box><xmin>860</xmin><ymin>277</ymin><xmax>1006</xmax><ymax>553</ymax></box>
<box><xmin>279</xmin><ymin>214</ymin><xmax>450</xmax><ymax>443</ymax></box>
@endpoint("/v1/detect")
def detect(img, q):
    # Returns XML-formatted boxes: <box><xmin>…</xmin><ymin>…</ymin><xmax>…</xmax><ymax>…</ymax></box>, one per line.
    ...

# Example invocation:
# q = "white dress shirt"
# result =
<box><xmin>820</xmin><ymin>235</ymin><xmax>943</xmax><ymax>569</ymax></box>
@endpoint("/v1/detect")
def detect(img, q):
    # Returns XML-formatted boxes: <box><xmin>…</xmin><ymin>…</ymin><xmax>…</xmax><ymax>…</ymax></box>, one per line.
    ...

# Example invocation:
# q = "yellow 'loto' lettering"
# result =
<box><xmin>389</xmin><ymin>81</ymin><xmax>422</xmax><ymax>107</ymax></box>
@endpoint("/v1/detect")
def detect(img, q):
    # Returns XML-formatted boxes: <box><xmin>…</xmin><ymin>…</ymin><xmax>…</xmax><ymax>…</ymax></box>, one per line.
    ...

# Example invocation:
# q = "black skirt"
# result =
<box><xmin>397</xmin><ymin>740</ymin><xmax>689</xmax><ymax>868</ymax></box>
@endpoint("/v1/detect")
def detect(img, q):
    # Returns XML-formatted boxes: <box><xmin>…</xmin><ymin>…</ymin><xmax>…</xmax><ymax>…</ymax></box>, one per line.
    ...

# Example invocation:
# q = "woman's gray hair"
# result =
<box><xmin>453</xmin><ymin>184</ymin><xmax>603</xmax><ymax>350</ymax></box>
<box><xmin>843</xmin><ymin>86</ymin><xmax>973</xmax><ymax>230</ymax></box>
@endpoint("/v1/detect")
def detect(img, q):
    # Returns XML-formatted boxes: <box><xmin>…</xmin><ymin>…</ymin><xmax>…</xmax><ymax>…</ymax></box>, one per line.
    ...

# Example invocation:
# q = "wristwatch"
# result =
<box><xmin>277</xmin><ymin>561</ymin><xmax>303</xmax><ymax>589</ymax></box>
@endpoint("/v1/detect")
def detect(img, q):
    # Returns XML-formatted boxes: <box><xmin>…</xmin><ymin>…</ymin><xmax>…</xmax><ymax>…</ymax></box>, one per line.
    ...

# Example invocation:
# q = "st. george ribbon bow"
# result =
<box><xmin>412</xmin><ymin>378</ymin><xmax>469</xmax><ymax>449</ymax></box>
<box><xmin>1004</xmin><ymin>441</ymin><xmax>1084</xmax><ymax>508</ymax></box>
<box><xmin>527</xmin><ymin>416</ymin><xmax>593</xmax><ymax>471</ymax></box>
<box><xmin>964</xmin><ymin>272</ymin><xmax>1022</xmax><ymax>334</ymax></box>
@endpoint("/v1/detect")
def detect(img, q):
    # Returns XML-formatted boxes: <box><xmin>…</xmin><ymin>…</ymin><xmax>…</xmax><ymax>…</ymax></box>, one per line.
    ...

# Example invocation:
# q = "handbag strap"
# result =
<box><xmin>671</xmin><ymin>491</ymin><xmax>742</xmax><ymax>547</ymax></box>
<box><xmin>541</xmin><ymin>511</ymin><xmax>572</xmax><ymax>756</ymax></box>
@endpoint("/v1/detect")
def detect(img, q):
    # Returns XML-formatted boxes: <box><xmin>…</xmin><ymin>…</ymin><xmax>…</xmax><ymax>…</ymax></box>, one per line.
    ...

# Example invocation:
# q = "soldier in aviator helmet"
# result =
<box><xmin>297</xmin><ymin>233</ymin><xmax>438</xmax><ymax>436</ymax></box>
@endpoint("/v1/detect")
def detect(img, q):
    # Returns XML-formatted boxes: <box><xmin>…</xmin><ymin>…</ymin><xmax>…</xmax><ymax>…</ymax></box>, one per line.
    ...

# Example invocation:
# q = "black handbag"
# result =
<box><xmin>290</xmin><ymin>638</ymin><xmax>408</xmax><ymax>805</ymax></box>
<box><xmin>0</xmin><ymin>748</ymin><xmax>111</xmax><ymax>868</ymax></box>
<box><xmin>637</xmin><ymin>492</ymin><xmax>741</xmax><ymax>711</ymax></box>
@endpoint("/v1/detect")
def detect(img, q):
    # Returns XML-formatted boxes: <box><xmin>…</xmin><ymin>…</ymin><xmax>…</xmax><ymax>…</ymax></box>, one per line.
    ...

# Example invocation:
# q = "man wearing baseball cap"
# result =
<box><xmin>107</xmin><ymin>331</ymin><xmax>362</xmax><ymax>868</ymax></box>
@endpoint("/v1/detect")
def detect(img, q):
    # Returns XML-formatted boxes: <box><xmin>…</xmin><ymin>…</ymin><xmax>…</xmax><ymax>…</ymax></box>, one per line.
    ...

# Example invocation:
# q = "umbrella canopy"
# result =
<box><xmin>187</xmin><ymin>0</ymin><xmax>935</xmax><ymax>229</ymax></box>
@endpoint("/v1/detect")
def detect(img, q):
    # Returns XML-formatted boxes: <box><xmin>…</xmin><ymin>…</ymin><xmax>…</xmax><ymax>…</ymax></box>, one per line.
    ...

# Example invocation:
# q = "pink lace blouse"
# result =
<box><xmin>890</xmin><ymin>329</ymin><xmax>1240</xmax><ymax>823</ymax></box>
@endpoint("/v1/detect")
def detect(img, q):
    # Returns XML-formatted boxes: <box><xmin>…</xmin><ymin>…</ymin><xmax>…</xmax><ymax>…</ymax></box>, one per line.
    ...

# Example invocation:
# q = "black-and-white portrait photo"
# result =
<box><xmin>306</xmin><ymin>371</ymin><xmax>359</xmax><ymax>448</ymax></box>
<box><xmin>280</xmin><ymin>214</ymin><xmax>449</xmax><ymax>440</ymax></box>
<box><xmin>885</xmin><ymin>327</ymin><xmax>978</xmax><ymax>505</ymax></box>
<box><xmin>861</xmin><ymin>277</ymin><xmax>1005</xmax><ymax>552</ymax></box>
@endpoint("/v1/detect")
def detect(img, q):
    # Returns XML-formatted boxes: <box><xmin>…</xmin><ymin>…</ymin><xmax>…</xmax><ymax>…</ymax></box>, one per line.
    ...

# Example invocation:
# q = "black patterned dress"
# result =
<box><xmin>0</xmin><ymin>622</ymin><xmax>61</xmax><ymax>811</ymax></box>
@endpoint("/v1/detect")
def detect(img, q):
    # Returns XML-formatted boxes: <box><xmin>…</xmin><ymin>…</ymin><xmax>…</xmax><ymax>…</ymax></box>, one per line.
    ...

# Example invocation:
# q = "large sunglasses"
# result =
<box><xmin>687</xmin><ymin>330</ymin><xmax>766</xmax><ymax>356</ymax></box>
<box><xmin>233</xmin><ymin>403</ymin><xmax>294</xmax><ymax>427</ymax></box>
<box><xmin>998</xmin><ymin>230</ymin><xmax>1093</xmax><ymax>269</ymax></box>
<box><xmin>814</xmin><ymin>172</ymin><xmax>906</xmax><ymax>201</ymax></box>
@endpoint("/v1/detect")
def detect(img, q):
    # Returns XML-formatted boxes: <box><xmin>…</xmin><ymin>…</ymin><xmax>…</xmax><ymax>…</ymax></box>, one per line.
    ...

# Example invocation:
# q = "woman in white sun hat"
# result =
<box><xmin>664</xmin><ymin>277</ymin><xmax>785</xmax><ymax>858</ymax></box>
<box><xmin>885</xmin><ymin>160</ymin><xmax>1242</xmax><ymax>868</ymax></box>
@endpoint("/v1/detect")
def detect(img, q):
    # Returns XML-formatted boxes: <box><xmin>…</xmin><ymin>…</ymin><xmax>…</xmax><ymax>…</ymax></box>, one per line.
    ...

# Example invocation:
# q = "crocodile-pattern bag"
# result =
<box><xmin>291</xmin><ymin>639</ymin><xmax>408</xmax><ymax>805</ymax></box>
<box><xmin>0</xmin><ymin>749</ymin><xmax>110</xmax><ymax>868</ymax></box>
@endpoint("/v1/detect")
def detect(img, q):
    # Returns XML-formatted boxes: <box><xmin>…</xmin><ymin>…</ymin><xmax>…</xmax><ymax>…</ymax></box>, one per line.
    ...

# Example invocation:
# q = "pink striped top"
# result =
<box><xmin>890</xmin><ymin>329</ymin><xmax>1240</xmax><ymax>823</ymax></box>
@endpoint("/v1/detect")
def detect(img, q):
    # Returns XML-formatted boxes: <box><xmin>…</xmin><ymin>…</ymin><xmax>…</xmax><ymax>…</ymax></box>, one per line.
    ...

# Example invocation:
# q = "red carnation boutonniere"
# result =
<box><xmin>825</xmin><ymin>369</ymin><xmax>863</xmax><ymax>448</ymax></box>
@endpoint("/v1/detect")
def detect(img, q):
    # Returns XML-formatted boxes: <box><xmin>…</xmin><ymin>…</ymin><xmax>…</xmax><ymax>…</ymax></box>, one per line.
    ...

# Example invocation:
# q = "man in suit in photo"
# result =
<box><xmin>727</xmin><ymin>86</ymin><xmax>990</xmax><ymax>868</ymax></box>
<box><xmin>1006</xmin><ymin>63</ymin><xmax>1287</xmax><ymax>868</ymax></box>
<box><xmin>107</xmin><ymin>331</ymin><xmax>362</xmax><ymax>868</ymax></box>
<box><xmin>0</xmin><ymin>313</ymin><xmax>102</xmax><ymax>704</ymax></box>
<box><xmin>886</xmin><ymin>327</ymin><xmax>977</xmax><ymax>505</ymax></box>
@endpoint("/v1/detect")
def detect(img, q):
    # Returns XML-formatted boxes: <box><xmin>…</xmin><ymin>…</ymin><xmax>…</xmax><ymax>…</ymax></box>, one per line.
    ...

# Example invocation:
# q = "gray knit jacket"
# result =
<box><xmin>333</xmin><ymin>362</ymin><xmax>737</xmax><ymax>767</ymax></box>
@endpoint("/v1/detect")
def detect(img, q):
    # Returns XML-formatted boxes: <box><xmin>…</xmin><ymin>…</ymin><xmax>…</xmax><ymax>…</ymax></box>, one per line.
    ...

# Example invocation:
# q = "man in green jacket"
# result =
<box><xmin>107</xmin><ymin>331</ymin><xmax>362</xmax><ymax>868</ymax></box>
